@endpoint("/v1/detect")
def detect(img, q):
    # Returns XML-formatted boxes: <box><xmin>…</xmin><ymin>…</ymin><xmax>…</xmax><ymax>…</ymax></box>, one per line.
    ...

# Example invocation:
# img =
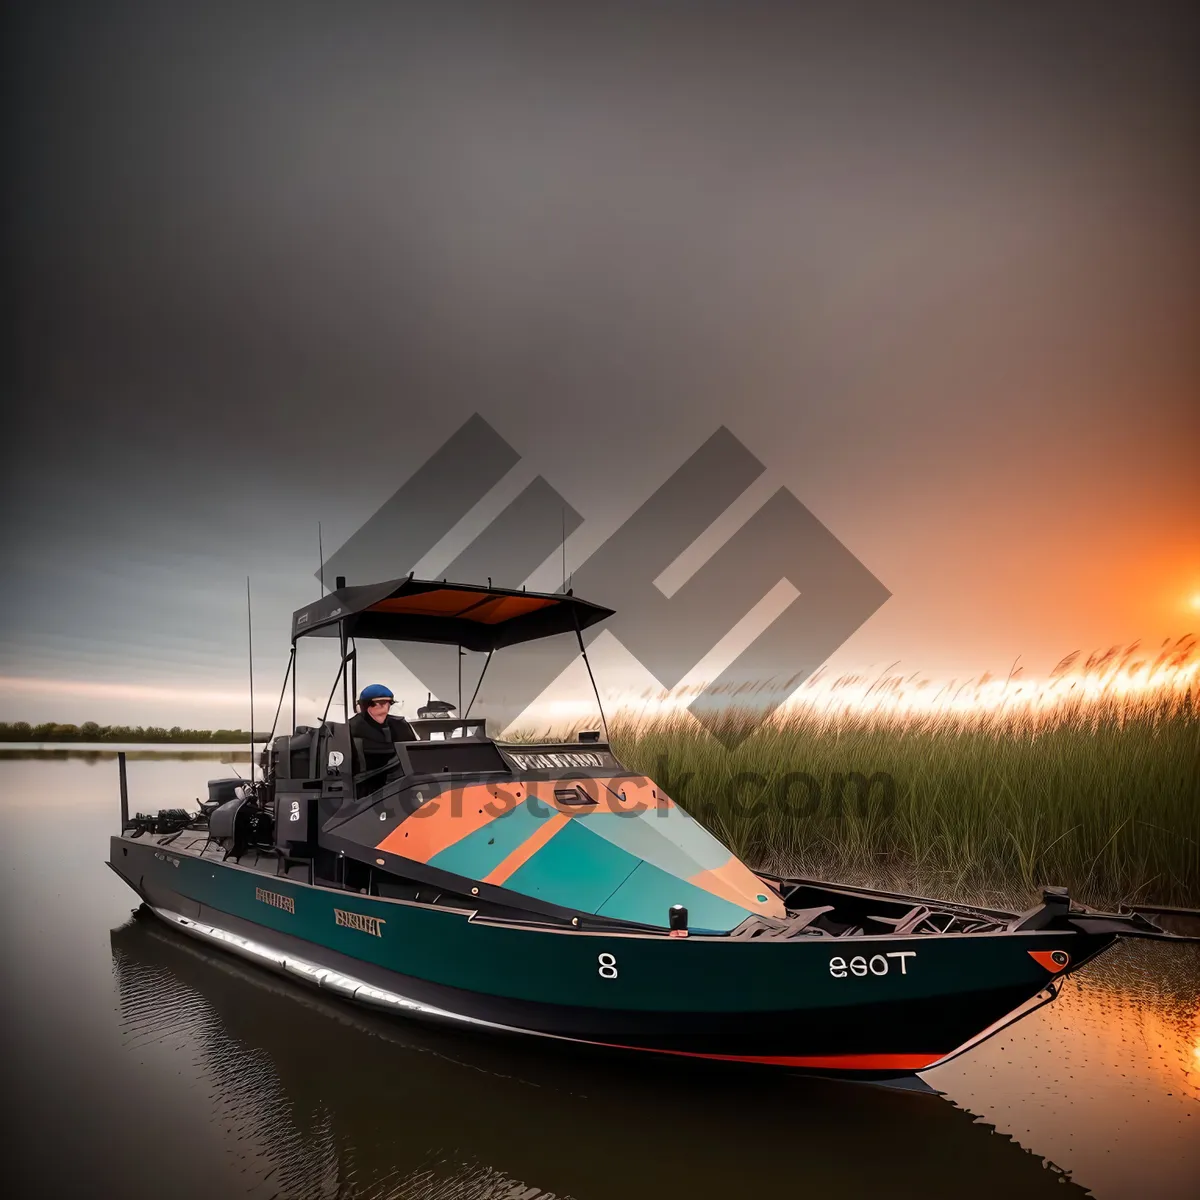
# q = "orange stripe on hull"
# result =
<box><xmin>376</xmin><ymin>783</ymin><xmax>521</xmax><ymax>862</ymax></box>
<box><xmin>597</xmin><ymin>1042</ymin><xmax>939</xmax><ymax>1071</ymax></box>
<box><xmin>688</xmin><ymin>859</ymin><xmax>786</xmax><ymax>920</ymax></box>
<box><xmin>484</xmin><ymin>811</ymin><xmax>571</xmax><ymax>886</ymax></box>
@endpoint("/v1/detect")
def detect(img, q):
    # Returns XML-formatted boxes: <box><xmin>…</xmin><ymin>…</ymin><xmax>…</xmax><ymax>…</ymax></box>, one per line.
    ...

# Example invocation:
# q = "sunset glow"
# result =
<box><xmin>524</xmin><ymin>636</ymin><xmax>1200</xmax><ymax>734</ymax></box>
<box><xmin>4</xmin><ymin>638</ymin><xmax>1198</xmax><ymax>734</ymax></box>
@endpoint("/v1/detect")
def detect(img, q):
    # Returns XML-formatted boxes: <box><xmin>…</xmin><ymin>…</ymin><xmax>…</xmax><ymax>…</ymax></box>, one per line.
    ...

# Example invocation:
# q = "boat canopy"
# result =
<box><xmin>291</xmin><ymin>577</ymin><xmax>613</xmax><ymax>651</ymax></box>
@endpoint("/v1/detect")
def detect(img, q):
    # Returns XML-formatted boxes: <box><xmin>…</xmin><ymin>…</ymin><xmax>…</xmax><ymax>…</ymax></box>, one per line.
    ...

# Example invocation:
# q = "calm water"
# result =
<box><xmin>2</xmin><ymin>753</ymin><xmax>1197</xmax><ymax>1199</ymax></box>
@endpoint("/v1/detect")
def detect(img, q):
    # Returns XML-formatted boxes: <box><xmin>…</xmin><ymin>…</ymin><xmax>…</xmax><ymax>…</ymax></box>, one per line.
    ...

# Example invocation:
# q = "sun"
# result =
<box><xmin>1191</xmin><ymin>593</ymin><xmax>1200</xmax><ymax>612</ymax></box>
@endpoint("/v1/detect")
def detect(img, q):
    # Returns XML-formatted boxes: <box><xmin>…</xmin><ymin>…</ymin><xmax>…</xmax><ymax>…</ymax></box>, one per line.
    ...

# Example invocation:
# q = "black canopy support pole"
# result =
<box><xmin>292</xmin><ymin>644</ymin><xmax>297</xmax><ymax>733</ymax></box>
<box><xmin>247</xmin><ymin>577</ymin><xmax>255</xmax><ymax>785</ymax></box>
<box><xmin>267</xmin><ymin>647</ymin><xmax>295</xmax><ymax>743</ymax></box>
<box><xmin>572</xmin><ymin>613</ymin><xmax>609</xmax><ymax>742</ymax></box>
<box><xmin>322</xmin><ymin>649</ymin><xmax>350</xmax><ymax>726</ymax></box>
<box><xmin>463</xmin><ymin>649</ymin><xmax>493</xmax><ymax>719</ymax></box>
<box><xmin>350</xmin><ymin>639</ymin><xmax>357</xmax><ymax>708</ymax></box>
<box><xmin>339</xmin><ymin>622</ymin><xmax>349</xmax><ymax>721</ymax></box>
<box><xmin>457</xmin><ymin>644</ymin><xmax>463</xmax><ymax>714</ymax></box>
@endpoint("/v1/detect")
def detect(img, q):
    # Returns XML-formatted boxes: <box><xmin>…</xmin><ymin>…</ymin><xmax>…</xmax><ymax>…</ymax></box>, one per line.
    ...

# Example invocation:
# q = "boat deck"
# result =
<box><xmin>135</xmin><ymin>830</ymin><xmax>522</xmax><ymax>914</ymax></box>
<box><xmin>131</xmin><ymin>831</ymin><xmax>1018</xmax><ymax>941</ymax></box>
<box><xmin>142</xmin><ymin>829</ymin><xmax>315</xmax><ymax>883</ymax></box>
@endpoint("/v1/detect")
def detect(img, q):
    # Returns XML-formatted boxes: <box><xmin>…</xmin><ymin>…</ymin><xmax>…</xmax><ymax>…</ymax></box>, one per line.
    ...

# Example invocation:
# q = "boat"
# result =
<box><xmin>108</xmin><ymin>914</ymin><xmax>1104</xmax><ymax>1197</ymax></box>
<box><xmin>107</xmin><ymin>575</ymin><xmax>1199</xmax><ymax>1082</ymax></box>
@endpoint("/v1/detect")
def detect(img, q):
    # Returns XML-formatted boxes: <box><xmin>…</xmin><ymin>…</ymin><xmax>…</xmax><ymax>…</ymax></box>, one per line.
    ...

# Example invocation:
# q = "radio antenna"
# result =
<box><xmin>318</xmin><ymin>522</ymin><xmax>325</xmax><ymax>595</ymax></box>
<box><xmin>246</xmin><ymin>576</ymin><xmax>255</xmax><ymax>785</ymax></box>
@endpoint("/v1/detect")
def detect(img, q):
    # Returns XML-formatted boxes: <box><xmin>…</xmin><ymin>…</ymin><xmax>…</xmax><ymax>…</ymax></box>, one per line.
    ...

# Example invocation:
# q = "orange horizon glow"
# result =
<box><xmin>2</xmin><ymin>634</ymin><xmax>1197</xmax><ymax>732</ymax></box>
<box><xmin>531</xmin><ymin>634</ymin><xmax>1200</xmax><ymax>730</ymax></box>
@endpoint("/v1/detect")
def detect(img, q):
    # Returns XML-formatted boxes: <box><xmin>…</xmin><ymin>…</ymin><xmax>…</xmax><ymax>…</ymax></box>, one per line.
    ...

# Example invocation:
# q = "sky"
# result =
<box><xmin>5</xmin><ymin>2</ymin><xmax>1199</xmax><ymax>729</ymax></box>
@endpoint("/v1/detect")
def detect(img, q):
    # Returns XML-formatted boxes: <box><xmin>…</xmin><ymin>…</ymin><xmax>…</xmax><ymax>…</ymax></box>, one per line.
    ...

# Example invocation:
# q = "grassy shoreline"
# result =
<box><xmin>0</xmin><ymin>722</ymin><xmax>252</xmax><ymax>743</ymax></box>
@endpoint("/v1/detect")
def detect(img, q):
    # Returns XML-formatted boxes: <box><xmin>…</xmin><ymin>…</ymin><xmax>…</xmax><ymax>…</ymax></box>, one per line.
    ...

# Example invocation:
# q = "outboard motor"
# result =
<box><xmin>209</xmin><ymin>785</ymin><xmax>274</xmax><ymax>859</ymax></box>
<box><xmin>209</xmin><ymin>793</ymin><xmax>252</xmax><ymax>857</ymax></box>
<box><xmin>207</xmin><ymin>778</ymin><xmax>242</xmax><ymax>807</ymax></box>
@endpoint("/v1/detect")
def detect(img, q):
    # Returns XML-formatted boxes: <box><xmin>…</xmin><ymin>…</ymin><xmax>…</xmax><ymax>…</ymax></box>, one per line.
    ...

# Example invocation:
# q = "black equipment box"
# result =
<box><xmin>275</xmin><ymin>782</ymin><xmax>317</xmax><ymax>854</ymax></box>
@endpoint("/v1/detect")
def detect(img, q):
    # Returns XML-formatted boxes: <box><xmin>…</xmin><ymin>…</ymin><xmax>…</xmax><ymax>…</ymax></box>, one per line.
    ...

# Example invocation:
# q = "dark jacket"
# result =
<box><xmin>348</xmin><ymin>711</ymin><xmax>416</xmax><ymax>776</ymax></box>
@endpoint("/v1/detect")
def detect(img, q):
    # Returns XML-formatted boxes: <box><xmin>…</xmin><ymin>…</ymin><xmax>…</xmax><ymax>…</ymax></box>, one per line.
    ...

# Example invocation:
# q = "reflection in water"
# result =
<box><xmin>928</xmin><ymin>938</ymin><xmax>1200</xmax><ymax>1199</ymax></box>
<box><xmin>111</xmin><ymin>914</ymin><xmax>1093</xmax><ymax>1200</ymax></box>
<box><xmin>116</xmin><ymin>949</ymin><xmax>342</xmax><ymax>1197</ymax></box>
<box><xmin>2</xmin><ymin>756</ymin><xmax>1196</xmax><ymax>1199</ymax></box>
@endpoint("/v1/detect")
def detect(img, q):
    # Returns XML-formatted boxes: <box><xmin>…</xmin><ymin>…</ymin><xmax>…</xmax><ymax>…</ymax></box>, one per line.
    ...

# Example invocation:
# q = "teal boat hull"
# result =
<box><xmin>110</xmin><ymin>834</ymin><xmax>1113</xmax><ymax>1077</ymax></box>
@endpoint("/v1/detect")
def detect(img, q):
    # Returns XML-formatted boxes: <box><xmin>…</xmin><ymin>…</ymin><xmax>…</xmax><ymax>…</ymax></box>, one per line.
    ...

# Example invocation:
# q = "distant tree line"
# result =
<box><xmin>0</xmin><ymin>721</ymin><xmax>253</xmax><ymax>743</ymax></box>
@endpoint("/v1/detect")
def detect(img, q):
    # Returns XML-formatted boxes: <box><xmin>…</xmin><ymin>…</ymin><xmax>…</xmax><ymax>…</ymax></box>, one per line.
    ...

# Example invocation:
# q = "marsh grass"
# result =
<box><xmin>579</xmin><ymin>638</ymin><xmax>1200</xmax><ymax>910</ymax></box>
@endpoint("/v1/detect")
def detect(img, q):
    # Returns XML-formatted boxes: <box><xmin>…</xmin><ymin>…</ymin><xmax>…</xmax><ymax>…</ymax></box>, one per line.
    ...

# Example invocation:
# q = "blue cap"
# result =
<box><xmin>358</xmin><ymin>683</ymin><xmax>394</xmax><ymax>705</ymax></box>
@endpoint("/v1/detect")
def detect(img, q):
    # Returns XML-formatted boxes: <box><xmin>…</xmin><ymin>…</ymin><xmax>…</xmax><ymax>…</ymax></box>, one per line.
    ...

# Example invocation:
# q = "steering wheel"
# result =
<box><xmin>353</xmin><ymin>752</ymin><xmax>402</xmax><ymax>792</ymax></box>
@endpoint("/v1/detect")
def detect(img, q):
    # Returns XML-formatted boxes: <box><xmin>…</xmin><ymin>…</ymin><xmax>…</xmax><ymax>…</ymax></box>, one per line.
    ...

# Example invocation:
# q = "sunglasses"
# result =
<box><xmin>367</xmin><ymin>698</ymin><xmax>394</xmax><ymax>708</ymax></box>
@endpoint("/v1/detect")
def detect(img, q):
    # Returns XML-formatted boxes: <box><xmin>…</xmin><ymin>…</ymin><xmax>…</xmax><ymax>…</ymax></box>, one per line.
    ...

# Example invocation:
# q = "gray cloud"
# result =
<box><xmin>6</xmin><ymin>2</ymin><xmax>1198</xmax><ymax>719</ymax></box>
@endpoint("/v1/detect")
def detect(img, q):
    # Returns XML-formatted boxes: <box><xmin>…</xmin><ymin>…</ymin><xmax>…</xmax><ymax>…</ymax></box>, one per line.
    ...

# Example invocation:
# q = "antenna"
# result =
<box><xmin>246</xmin><ymin>576</ymin><xmax>255</xmax><ymax>785</ymax></box>
<box><xmin>561</xmin><ymin>507</ymin><xmax>566</xmax><ymax>593</ymax></box>
<box><xmin>318</xmin><ymin>522</ymin><xmax>325</xmax><ymax>595</ymax></box>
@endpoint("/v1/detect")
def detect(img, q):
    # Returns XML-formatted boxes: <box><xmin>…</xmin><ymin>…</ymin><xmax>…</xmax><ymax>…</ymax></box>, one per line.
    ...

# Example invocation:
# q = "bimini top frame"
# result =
<box><xmin>290</xmin><ymin>576</ymin><xmax>613</xmax><ymax>652</ymax></box>
<box><xmin>269</xmin><ymin>576</ymin><xmax>614</xmax><ymax>741</ymax></box>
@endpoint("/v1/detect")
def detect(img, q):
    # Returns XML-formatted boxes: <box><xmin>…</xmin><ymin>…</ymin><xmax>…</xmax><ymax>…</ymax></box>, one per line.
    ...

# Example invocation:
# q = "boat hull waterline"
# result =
<box><xmin>111</xmin><ymin>835</ymin><xmax>1111</xmax><ymax>1079</ymax></box>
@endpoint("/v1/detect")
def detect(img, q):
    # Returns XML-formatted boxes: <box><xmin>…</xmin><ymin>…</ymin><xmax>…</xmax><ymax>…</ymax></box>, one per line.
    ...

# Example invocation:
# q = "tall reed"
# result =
<box><xmin>599</xmin><ymin>638</ymin><xmax>1199</xmax><ymax>909</ymax></box>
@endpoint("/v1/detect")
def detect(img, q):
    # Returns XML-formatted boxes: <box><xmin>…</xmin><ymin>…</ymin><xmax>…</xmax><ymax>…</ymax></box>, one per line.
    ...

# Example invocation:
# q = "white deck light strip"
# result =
<box><xmin>152</xmin><ymin>906</ymin><xmax>529</xmax><ymax>1033</ymax></box>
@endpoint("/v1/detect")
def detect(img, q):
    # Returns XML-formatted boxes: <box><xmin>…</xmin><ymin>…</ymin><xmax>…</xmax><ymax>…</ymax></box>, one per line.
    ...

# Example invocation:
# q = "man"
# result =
<box><xmin>348</xmin><ymin>684</ymin><xmax>416</xmax><ymax>780</ymax></box>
